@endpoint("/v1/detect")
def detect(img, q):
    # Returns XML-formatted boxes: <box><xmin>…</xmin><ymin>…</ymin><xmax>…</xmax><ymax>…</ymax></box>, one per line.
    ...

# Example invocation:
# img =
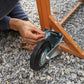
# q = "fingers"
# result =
<box><xmin>20</xmin><ymin>21</ymin><xmax>46</xmax><ymax>45</ymax></box>
<box><xmin>27</xmin><ymin>22</ymin><xmax>45</xmax><ymax>34</ymax></box>
<box><xmin>29</xmin><ymin>26</ymin><xmax>45</xmax><ymax>36</ymax></box>
<box><xmin>28</xmin><ymin>31</ymin><xmax>45</xmax><ymax>40</ymax></box>
<box><xmin>31</xmin><ymin>28</ymin><xmax>45</xmax><ymax>35</ymax></box>
<box><xmin>23</xmin><ymin>37</ymin><xmax>45</xmax><ymax>45</ymax></box>
<box><xmin>23</xmin><ymin>38</ymin><xmax>37</xmax><ymax>45</ymax></box>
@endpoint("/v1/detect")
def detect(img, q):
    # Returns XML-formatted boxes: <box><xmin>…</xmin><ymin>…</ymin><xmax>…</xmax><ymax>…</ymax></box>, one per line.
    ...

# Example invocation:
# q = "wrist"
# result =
<box><xmin>9</xmin><ymin>18</ymin><xmax>24</xmax><ymax>31</ymax></box>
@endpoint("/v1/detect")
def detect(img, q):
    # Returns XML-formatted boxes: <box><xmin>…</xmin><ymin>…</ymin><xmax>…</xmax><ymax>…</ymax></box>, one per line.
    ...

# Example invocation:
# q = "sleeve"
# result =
<box><xmin>8</xmin><ymin>2</ymin><xmax>29</xmax><ymax>21</ymax></box>
<box><xmin>0</xmin><ymin>16</ymin><xmax>10</xmax><ymax>31</ymax></box>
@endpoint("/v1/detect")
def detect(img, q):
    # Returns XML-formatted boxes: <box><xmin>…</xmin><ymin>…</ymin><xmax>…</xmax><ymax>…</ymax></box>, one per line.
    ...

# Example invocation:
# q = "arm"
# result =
<box><xmin>0</xmin><ymin>16</ymin><xmax>10</xmax><ymax>31</ymax></box>
<box><xmin>0</xmin><ymin>2</ymin><xmax>29</xmax><ymax>32</ymax></box>
<box><xmin>8</xmin><ymin>2</ymin><xmax>45</xmax><ymax>45</ymax></box>
<box><xmin>9</xmin><ymin>18</ymin><xmax>45</xmax><ymax>42</ymax></box>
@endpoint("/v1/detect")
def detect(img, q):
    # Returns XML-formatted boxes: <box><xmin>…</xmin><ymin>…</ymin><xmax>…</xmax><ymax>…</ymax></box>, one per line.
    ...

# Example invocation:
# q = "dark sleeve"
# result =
<box><xmin>0</xmin><ymin>2</ymin><xmax>29</xmax><ymax>31</ymax></box>
<box><xmin>0</xmin><ymin>16</ymin><xmax>10</xmax><ymax>31</ymax></box>
<box><xmin>8</xmin><ymin>2</ymin><xmax>29</xmax><ymax>21</ymax></box>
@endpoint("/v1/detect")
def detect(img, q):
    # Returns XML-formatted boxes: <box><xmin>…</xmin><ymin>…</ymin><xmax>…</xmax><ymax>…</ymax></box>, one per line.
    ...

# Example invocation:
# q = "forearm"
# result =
<box><xmin>0</xmin><ymin>1</ymin><xmax>29</xmax><ymax>32</ymax></box>
<box><xmin>0</xmin><ymin>16</ymin><xmax>10</xmax><ymax>31</ymax></box>
<box><xmin>0</xmin><ymin>16</ymin><xmax>24</xmax><ymax>32</ymax></box>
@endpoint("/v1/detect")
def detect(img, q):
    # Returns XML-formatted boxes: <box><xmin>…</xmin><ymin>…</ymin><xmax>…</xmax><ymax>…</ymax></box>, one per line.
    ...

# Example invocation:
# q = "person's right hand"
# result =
<box><xmin>18</xmin><ymin>20</ymin><xmax>45</xmax><ymax>45</ymax></box>
<box><xmin>19</xmin><ymin>20</ymin><xmax>45</xmax><ymax>51</ymax></box>
<box><xmin>9</xmin><ymin>18</ymin><xmax>45</xmax><ymax>50</ymax></box>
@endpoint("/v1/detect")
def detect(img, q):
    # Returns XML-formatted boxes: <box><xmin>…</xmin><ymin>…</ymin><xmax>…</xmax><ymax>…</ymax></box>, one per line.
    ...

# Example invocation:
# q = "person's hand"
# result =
<box><xmin>9</xmin><ymin>18</ymin><xmax>45</xmax><ymax>50</ymax></box>
<box><xmin>18</xmin><ymin>21</ymin><xmax>45</xmax><ymax>45</ymax></box>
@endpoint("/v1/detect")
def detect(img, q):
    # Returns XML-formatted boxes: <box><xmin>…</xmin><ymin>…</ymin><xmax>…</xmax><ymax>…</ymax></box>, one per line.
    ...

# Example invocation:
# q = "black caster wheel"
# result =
<box><xmin>30</xmin><ymin>40</ymin><xmax>51</xmax><ymax>71</ymax></box>
<box><xmin>30</xmin><ymin>29</ymin><xmax>62</xmax><ymax>71</ymax></box>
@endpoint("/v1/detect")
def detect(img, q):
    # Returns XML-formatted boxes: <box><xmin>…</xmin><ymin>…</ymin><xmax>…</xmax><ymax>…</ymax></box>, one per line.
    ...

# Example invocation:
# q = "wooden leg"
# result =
<box><xmin>36</xmin><ymin>0</ymin><xmax>51</xmax><ymax>30</ymax></box>
<box><xmin>36</xmin><ymin>0</ymin><xmax>84</xmax><ymax>58</ymax></box>
<box><xmin>49</xmin><ymin>15</ymin><xmax>84</xmax><ymax>58</ymax></box>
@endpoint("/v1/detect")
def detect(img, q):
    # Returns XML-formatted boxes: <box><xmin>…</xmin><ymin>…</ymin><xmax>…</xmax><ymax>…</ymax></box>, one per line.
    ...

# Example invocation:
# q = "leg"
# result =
<box><xmin>8</xmin><ymin>2</ymin><xmax>29</xmax><ymax>21</ymax></box>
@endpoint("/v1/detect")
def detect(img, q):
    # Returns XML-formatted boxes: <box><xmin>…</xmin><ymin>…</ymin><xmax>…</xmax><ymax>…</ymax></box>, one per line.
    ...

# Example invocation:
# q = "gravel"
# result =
<box><xmin>0</xmin><ymin>0</ymin><xmax>84</xmax><ymax>84</ymax></box>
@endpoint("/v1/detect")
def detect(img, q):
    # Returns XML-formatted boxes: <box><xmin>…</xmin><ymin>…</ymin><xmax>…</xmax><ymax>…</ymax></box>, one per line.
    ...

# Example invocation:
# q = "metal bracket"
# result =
<box><xmin>46</xmin><ymin>36</ymin><xmax>63</xmax><ymax>60</ymax></box>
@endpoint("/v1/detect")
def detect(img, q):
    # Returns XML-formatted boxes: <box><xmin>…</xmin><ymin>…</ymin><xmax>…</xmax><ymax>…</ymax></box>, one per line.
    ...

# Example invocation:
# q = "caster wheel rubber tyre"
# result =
<box><xmin>30</xmin><ymin>40</ymin><xmax>51</xmax><ymax>71</ymax></box>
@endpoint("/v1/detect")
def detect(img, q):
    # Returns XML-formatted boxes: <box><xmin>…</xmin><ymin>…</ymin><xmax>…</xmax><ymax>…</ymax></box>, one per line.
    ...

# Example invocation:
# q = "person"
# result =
<box><xmin>0</xmin><ymin>0</ymin><xmax>45</xmax><ymax>50</ymax></box>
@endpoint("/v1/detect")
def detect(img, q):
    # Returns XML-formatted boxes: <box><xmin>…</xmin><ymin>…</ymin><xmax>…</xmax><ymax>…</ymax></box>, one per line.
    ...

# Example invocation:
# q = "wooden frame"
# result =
<box><xmin>36</xmin><ymin>0</ymin><xmax>84</xmax><ymax>58</ymax></box>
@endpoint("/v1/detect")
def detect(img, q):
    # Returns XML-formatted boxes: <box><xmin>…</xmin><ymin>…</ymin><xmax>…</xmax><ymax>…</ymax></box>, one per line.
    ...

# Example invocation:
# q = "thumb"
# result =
<box><xmin>31</xmin><ymin>27</ymin><xmax>45</xmax><ymax>35</ymax></box>
<box><xmin>28</xmin><ymin>31</ymin><xmax>44</xmax><ymax>40</ymax></box>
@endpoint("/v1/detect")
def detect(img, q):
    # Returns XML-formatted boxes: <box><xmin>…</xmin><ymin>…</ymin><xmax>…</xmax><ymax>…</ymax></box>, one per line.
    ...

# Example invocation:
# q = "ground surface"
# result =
<box><xmin>0</xmin><ymin>0</ymin><xmax>84</xmax><ymax>84</ymax></box>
